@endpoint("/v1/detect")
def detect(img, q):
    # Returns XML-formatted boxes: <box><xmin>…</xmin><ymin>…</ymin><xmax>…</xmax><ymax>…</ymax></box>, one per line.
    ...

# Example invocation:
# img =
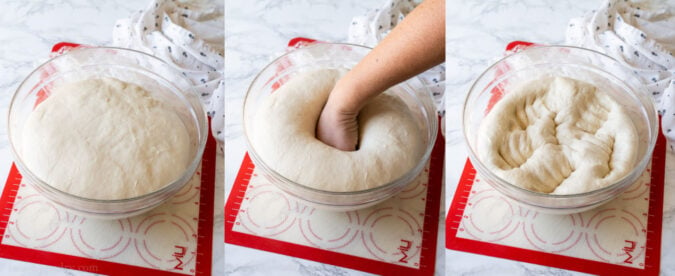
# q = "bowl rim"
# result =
<box><xmin>461</xmin><ymin>44</ymin><xmax>659</xmax><ymax>200</ymax></box>
<box><xmin>7</xmin><ymin>46</ymin><xmax>209</xmax><ymax>204</ymax></box>
<box><xmin>242</xmin><ymin>42</ymin><xmax>439</xmax><ymax>196</ymax></box>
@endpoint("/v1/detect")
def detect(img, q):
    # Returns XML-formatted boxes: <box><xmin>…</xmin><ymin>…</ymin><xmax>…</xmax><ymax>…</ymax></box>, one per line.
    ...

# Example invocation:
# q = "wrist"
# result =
<box><xmin>326</xmin><ymin>77</ymin><xmax>363</xmax><ymax>116</ymax></box>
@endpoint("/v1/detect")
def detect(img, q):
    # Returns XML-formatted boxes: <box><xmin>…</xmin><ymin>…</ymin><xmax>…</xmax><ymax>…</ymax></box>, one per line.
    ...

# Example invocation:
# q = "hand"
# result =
<box><xmin>316</xmin><ymin>90</ymin><xmax>360</xmax><ymax>151</ymax></box>
<box><xmin>317</xmin><ymin>0</ymin><xmax>444</xmax><ymax>151</ymax></box>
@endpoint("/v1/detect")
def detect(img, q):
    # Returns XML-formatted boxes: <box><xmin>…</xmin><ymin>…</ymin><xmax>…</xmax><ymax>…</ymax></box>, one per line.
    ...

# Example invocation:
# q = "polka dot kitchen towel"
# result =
<box><xmin>566</xmin><ymin>0</ymin><xmax>675</xmax><ymax>150</ymax></box>
<box><xmin>113</xmin><ymin>0</ymin><xmax>224</xmax><ymax>147</ymax></box>
<box><xmin>348</xmin><ymin>0</ymin><xmax>447</xmax><ymax>122</ymax></box>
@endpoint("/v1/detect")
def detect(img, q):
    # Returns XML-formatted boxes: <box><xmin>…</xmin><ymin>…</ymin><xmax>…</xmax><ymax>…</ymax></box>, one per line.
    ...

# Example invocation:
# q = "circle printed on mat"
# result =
<box><xmin>170</xmin><ymin>176</ymin><xmax>200</xmax><ymax>205</ymax></box>
<box><xmin>8</xmin><ymin>194</ymin><xmax>66</xmax><ymax>249</ymax></box>
<box><xmin>134</xmin><ymin>213</ymin><xmax>197</xmax><ymax>270</ymax></box>
<box><xmin>237</xmin><ymin>184</ymin><xmax>296</xmax><ymax>237</ymax></box>
<box><xmin>522</xmin><ymin>212</ymin><xmax>583</xmax><ymax>253</ymax></box>
<box><xmin>395</xmin><ymin>168</ymin><xmax>428</xmax><ymax>201</ymax></box>
<box><xmin>586</xmin><ymin>208</ymin><xmax>646</xmax><ymax>264</ymax></box>
<box><xmin>298</xmin><ymin>208</ymin><xmax>360</xmax><ymax>250</ymax></box>
<box><xmin>361</xmin><ymin>207</ymin><xmax>422</xmax><ymax>265</ymax></box>
<box><xmin>68</xmin><ymin>215</ymin><xmax>132</xmax><ymax>259</ymax></box>
<box><xmin>460</xmin><ymin>188</ymin><xmax>519</xmax><ymax>242</ymax></box>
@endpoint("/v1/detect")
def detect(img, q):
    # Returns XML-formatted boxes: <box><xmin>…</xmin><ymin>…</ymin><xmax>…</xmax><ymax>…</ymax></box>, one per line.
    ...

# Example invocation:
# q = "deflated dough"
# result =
<box><xmin>250</xmin><ymin>69</ymin><xmax>425</xmax><ymax>192</ymax></box>
<box><xmin>477</xmin><ymin>77</ymin><xmax>638</xmax><ymax>194</ymax></box>
<box><xmin>21</xmin><ymin>78</ymin><xmax>191</xmax><ymax>200</ymax></box>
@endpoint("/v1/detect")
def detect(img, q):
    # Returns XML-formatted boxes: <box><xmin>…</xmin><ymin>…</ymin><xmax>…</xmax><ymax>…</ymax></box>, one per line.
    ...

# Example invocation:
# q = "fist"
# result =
<box><xmin>316</xmin><ymin>100</ymin><xmax>359</xmax><ymax>151</ymax></box>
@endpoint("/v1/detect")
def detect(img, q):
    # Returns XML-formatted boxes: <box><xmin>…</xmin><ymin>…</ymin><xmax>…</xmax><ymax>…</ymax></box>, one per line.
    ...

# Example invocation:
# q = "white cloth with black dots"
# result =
<box><xmin>347</xmin><ymin>0</ymin><xmax>446</xmax><ymax>120</ymax></box>
<box><xmin>112</xmin><ymin>0</ymin><xmax>224</xmax><ymax>146</ymax></box>
<box><xmin>566</xmin><ymin>0</ymin><xmax>675</xmax><ymax>150</ymax></box>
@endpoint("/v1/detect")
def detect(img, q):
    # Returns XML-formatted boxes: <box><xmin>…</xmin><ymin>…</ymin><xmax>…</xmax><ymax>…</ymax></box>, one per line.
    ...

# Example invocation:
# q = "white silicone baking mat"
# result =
<box><xmin>225</xmin><ymin>136</ymin><xmax>443</xmax><ymax>276</ymax></box>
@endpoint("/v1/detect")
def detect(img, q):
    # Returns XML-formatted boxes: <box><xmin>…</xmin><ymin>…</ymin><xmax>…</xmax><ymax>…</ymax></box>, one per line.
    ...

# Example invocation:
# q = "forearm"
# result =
<box><xmin>330</xmin><ymin>0</ymin><xmax>446</xmax><ymax>113</ymax></box>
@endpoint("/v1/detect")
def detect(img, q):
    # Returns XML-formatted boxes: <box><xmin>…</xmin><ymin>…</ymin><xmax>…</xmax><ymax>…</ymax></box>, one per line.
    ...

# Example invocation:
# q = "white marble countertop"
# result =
<box><xmin>223</xmin><ymin>1</ymin><xmax>444</xmax><ymax>275</ymax></box>
<box><xmin>0</xmin><ymin>1</ymin><xmax>224</xmax><ymax>275</ymax></box>
<box><xmin>445</xmin><ymin>0</ymin><xmax>675</xmax><ymax>275</ymax></box>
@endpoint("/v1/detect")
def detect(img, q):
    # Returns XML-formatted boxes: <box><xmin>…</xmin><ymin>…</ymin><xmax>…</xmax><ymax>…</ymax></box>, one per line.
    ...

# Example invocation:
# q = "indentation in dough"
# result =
<box><xmin>478</xmin><ymin>77</ymin><xmax>638</xmax><ymax>194</ymax></box>
<box><xmin>250</xmin><ymin>69</ymin><xmax>426</xmax><ymax>192</ymax></box>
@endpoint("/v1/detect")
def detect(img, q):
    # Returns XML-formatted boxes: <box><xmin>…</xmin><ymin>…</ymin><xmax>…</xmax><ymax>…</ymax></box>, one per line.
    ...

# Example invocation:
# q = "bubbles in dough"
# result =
<box><xmin>249</xmin><ymin>69</ymin><xmax>425</xmax><ymax>192</ymax></box>
<box><xmin>477</xmin><ymin>77</ymin><xmax>639</xmax><ymax>194</ymax></box>
<box><xmin>21</xmin><ymin>78</ymin><xmax>192</xmax><ymax>200</ymax></box>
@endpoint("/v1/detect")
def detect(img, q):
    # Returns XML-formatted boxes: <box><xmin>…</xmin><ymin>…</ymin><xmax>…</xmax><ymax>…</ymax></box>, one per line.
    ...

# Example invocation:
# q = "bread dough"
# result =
<box><xmin>21</xmin><ymin>78</ymin><xmax>191</xmax><ymax>200</ymax></box>
<box><xmin>250</xmin><ymin>69</ymin><xmax>425</xmax><ymax>192</ymax></box>
<box><xmin>477</xmin><ymin>77</ymin><xmax>639</xmax><ymax>194</ymax></box>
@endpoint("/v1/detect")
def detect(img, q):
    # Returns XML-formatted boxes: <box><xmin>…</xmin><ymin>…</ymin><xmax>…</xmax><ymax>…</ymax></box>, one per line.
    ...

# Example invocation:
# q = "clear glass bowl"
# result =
<box><xmin>243</xmin><ymin>43</ymin><xmax>438</xmax><ymax>211</ymax></box>
<box><xmin>463</xmin><ymin>45</ymin><xmax>658</xmax><ymax>214</ymax></box>
<box><xmin>8</xmin><ymin>47</ymin><xmax>208</xmax><ymax>219</ymax></box>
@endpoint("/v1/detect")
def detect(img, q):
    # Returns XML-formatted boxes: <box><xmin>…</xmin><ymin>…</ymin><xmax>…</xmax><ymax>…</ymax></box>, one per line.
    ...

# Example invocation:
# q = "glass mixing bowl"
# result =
<box><xmin>243</xmin><ymin>43</ymin><xmax>438</xmax><ymax>211</ymax></box>
<box><xmin>8</xmin><ymin>47</ymin><xmax>208</xmax><ymax>219</ymax></box>
<box><xmin>463</xmin><ymin>45</ymin><xmax>658</xmax><ymax>214</ymax></box>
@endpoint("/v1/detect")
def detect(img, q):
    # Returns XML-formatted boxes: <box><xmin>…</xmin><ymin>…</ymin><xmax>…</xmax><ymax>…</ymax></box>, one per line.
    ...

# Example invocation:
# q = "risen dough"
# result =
<box><xmin>477</xmin><ymin>77</ymin><xmax>638</xmax><ymax>194</ymax></box>
<box><xmin>250</xmin><ymin>69</ymin><xmax>425</xmax><ymax>192</ymax></box>
<box><xmin>21</xmin><ymin>78</ymin><xmax>191</xmax><ymax>200</ymax></box>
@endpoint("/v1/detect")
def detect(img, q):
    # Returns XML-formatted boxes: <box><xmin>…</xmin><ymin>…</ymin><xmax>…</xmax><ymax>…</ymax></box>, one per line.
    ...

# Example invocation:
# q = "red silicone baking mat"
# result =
<box><xmin>445</xmin><ymin>41</ymin><xmax>665</xmax><ymax>275</ymax></box>
<box><xmin>0</xmin><ymin>43</ymin><xmax>216</xmax><ymax>275</ymax></box>
<box><xmin>224</xmin><ymin>37</ymin><xmax>443</xmax><ymax>276</ymax></box>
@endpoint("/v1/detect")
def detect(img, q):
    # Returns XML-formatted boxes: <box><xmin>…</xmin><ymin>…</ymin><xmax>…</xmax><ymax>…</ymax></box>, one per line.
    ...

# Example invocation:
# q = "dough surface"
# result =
<box><xmin>21</xmin><ymin>78</ymin><xmax>191</xmax><ymax>200</ymax></box>
<box><xmin>250</xmin><ymin>69</ymin><xmax>425</xmax><ymax>192</ymax></box>
<box><xmin>477</xmin><ymin>77</ymin><xmax>639</xmax><ymax>194</ymax></box>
